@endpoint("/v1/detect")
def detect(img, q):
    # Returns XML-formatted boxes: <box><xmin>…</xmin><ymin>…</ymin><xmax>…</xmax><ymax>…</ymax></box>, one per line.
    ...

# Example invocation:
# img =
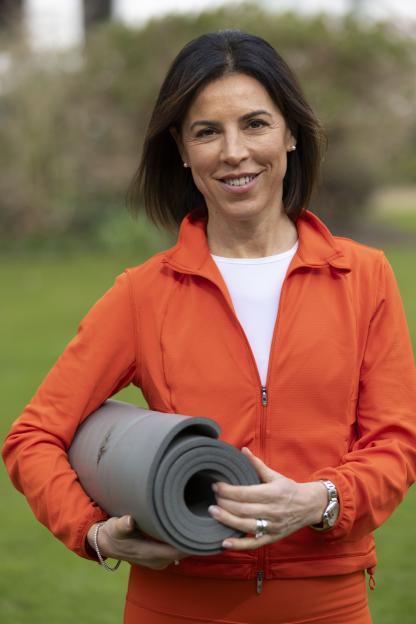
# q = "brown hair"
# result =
<box><xmin>128</xmin><ymin>29</ymin><xmax>325</xmax><ymax>229</ymax></box>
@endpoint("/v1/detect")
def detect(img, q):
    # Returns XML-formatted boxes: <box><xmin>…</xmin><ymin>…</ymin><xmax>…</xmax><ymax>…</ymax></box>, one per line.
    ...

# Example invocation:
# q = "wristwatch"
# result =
<box><xmin>311</xmin><ymin>480</ymin><xmax>339</xmax><ymax>531</ymax></box>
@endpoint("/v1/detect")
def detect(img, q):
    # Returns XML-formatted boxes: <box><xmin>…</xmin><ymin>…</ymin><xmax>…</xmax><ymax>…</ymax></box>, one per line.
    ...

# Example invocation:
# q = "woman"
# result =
<box><xmin>3</xmin><ymin>30</ymin><xmax>416</xmax><ymax>624</ymax></box>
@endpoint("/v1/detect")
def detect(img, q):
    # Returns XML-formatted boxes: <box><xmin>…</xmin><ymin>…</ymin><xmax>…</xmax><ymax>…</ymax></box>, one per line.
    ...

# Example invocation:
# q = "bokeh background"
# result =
<box><xmin>1</xmin><ymin>1</ymin><xmax>415</xmax><ymax>622</ymax></box>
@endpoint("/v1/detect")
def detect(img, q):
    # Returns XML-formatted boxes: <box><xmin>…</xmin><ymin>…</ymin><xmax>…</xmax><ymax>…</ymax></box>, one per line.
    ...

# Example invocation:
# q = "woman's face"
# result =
<box><xmin>176</xmin><ymin>72</ymin><xmax>295</xmax><ymax>224</ymax></box>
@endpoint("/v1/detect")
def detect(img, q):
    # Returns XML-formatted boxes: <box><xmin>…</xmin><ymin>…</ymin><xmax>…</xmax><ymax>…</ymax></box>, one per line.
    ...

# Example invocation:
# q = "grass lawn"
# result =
<box><xmin>1</xmin><ymin>241</ymin><xmax>415</xmax><ymax>623</ymax></box>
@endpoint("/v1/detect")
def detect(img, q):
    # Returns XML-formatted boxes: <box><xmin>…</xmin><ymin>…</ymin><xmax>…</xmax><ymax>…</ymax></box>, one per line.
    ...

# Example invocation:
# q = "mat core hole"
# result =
<box><xmin>184</xmin><ymin>470</ymin><xmax>218</xmax><ymax>517</ymax></box>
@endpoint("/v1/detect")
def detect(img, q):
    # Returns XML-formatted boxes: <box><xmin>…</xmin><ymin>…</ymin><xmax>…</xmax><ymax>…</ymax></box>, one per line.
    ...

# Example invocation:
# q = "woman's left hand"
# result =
<box><xmin>208</xmin><ymin>447</ymin><xmax>328</xmax><ymax>550</ymax></box>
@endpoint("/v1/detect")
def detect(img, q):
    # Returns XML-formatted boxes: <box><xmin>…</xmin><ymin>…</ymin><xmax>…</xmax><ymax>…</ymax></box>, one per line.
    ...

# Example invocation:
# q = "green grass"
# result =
<box><xmin>383</xmin><ymin>248</ymin><xmax>416</xmax><ymax>348</ymax></box>
<box><xmin>1</xmin><ymin>244</ymin><xmax>415</xmax><ymax>623</ymax></box>
<box><xmin>374</xmin><ymin>210</ymin><xmax>416</xmax><ymax>236</ymax></box>
<box><xmin>0</xmin><ymin>251</ymin><xmax>140</xmax><ymax>624</ymax></box>
<box><xmin>369</xmin><ymin>185</ymin><xmax>416</xmax><ymax>235</ymax></box>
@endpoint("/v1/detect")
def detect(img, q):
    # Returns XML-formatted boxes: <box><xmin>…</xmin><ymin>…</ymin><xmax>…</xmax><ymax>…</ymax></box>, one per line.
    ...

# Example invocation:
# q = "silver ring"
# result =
<box><xmin>255</xmin><ymin>518</ymin><xmax>269</xmax><ymax>539</ymax></box>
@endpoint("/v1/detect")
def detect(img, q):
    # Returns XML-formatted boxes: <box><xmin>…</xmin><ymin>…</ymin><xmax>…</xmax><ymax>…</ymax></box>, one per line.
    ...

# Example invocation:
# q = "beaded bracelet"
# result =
<box><xmin>93</xmin><ymin>522</ymin><xmax>122</xmax><ymax>572</ymax></box>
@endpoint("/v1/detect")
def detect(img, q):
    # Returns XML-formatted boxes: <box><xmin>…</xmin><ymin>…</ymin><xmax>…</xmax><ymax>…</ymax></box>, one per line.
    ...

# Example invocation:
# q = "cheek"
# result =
<box><xmin>188</xmin><ymin>146</ymin><xmax>218</xmax><ymax>185</ymax></box>
<box><xmin>270</xmin><ymin>141</ymin><xmax>289</xmax><ymax>171</ymax></box>
<box><xmin>255</xmin><ymin>135</ymin><xmax>287</xmax><ymax>165</ymax></box>
<box><xmin>277</xmin><ymin>150</ymin><xmax>288</xmax><ymax>172</ymax></box>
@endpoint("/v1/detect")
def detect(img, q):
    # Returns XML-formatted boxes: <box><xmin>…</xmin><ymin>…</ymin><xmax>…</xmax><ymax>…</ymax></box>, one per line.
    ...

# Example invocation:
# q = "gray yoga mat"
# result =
<box><xmin>69</xmin><ymin>400</ymin><xmax>259</xmax><ymax>555</ymax></box>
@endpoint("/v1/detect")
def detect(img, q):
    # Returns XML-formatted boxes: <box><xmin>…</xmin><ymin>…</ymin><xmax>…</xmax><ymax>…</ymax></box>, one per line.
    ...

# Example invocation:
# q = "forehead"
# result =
<box><xmin>184</xmin><ymin>72</ymin><xmax>282</xmax><ymax>122</ymax></box>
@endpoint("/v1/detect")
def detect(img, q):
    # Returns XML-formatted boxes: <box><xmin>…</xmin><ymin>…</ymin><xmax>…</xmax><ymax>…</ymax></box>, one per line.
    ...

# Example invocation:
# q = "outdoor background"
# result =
<box><xmin>1</xmin><ymin>1</ymin><xmax>415</xmax><ymax>622</ymax></box>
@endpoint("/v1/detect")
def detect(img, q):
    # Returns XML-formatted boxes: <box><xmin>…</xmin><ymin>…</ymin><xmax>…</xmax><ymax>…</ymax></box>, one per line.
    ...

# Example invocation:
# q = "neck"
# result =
<box><xmin>207</xmin><ymin>210</ymin><xmax>298</xmax><ymax>258</ymax></box>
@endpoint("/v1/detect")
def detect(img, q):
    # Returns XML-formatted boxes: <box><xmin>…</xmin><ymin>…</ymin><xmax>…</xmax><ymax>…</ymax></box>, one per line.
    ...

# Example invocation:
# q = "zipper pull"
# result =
<box><xmin>261</xmin><ymin>386</ymin><xmax>268</xmax><ymax>407</ymax></box>
<box><xmin>366</xmin><ymin>566</ymin><xmax>376</xmax><ymax>591</ymax></box>
<box><xmin>256</xmin><ymin>570</ymin><xmax>264</xmax><ymax>594</ymax></box>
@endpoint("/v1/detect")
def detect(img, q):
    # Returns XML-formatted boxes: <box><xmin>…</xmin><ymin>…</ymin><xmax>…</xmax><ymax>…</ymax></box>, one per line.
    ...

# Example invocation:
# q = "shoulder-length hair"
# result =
<box><xmin>128</xmin><ymin>29</ymin><xmax>325</xmax><ymax>229</ymax></box>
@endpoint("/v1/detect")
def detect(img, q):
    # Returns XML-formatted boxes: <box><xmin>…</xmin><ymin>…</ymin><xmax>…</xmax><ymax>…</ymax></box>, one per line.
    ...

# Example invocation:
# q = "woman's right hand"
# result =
<box><xmin>87</xmin><ymin>515</ymin><xmax>187</xmax><ymax>570</ymax></box>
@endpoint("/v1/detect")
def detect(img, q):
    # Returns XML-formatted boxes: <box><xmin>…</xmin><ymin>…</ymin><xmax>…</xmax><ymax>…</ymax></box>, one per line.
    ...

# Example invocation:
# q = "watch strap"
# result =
<box><xmin>310</xmin><ymin>479</ymin><xmax>339</xmax><ymax>531</ymax></box>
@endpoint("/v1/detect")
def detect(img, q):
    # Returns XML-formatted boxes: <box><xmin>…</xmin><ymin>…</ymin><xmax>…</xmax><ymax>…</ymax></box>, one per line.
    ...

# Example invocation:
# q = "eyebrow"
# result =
<box><xmin>189</xmin><ymin>109</ymin><xmax>272</xmax><ymax>131</ymax></box>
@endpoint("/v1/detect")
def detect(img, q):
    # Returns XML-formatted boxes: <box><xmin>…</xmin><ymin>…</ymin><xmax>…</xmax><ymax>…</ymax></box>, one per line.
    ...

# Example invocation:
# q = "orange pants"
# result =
<box><xmin>124</xmin><ymin>568</ymin><xmax>372</xmax><ymax>623</ymax></box>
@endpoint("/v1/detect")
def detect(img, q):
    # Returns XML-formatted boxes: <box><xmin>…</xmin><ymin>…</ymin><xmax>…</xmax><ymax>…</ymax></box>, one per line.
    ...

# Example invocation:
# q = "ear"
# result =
<box><xmin>170</xmin><ymin>126</ymin><xmax>188</xmax><ymax>165</ymax></box>
<box><xmin>284</xmin><ymin>123</ymin><xmax>297</xmax><ymax>152</ymax></box>
<box><xmin>286</xmin><ymin>133</ymin><xmax>297</xmax><ymax>152</ymax></box>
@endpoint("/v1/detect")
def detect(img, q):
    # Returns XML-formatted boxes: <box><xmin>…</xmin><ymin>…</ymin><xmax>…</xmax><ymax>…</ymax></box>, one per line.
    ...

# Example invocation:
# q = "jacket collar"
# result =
<box><xmin>162</xmin><ymin>209</ymin><xmax>351</xmax><ymax>276</ymax></box>
<box><xmin>294</xmin><ymin>210</ymin><xmax>351</xmax><ymax>271</ymax></box>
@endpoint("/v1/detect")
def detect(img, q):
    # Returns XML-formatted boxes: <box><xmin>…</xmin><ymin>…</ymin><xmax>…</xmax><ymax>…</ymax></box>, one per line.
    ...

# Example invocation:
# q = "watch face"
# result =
<box><xmin>325</xmin><ymin>500</ymin><xmax>339</xmax><ymax>526</ymax></box>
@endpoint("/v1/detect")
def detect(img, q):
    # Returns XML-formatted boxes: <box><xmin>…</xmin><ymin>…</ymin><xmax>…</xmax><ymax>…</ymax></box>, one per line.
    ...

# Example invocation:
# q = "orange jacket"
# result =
<box><xmin>3</xmin><ymin>210</ymin><xmax>416</xmax><ymax>587</ymax></box>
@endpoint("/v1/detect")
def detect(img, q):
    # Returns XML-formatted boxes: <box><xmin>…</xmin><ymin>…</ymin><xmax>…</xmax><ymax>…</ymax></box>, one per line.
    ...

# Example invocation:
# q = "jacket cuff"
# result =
<box><xmin>308</xmin><ymin>471</ymin><xmax>355</xmax><ymax>541</ymax></box>
<box><xmin>74</xmin><ymin>507</ymin><xmax>109</xmax><ymax>560</ymax></box>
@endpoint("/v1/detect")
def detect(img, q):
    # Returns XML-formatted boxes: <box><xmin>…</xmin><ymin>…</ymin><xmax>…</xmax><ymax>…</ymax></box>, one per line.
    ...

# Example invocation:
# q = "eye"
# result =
<box><xmin>247</xmin><ymin>119</ymin><xmax>268</xmax><ymax>129</ymax></box>
<box><xmin>195</xmin><ymin>127</ymin><xmax>217</xmax><ymax>138</ymax></box>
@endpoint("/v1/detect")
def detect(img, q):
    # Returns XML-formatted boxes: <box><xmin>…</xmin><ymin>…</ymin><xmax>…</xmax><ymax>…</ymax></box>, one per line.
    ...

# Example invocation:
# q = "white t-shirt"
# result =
<box><xmin>212</xmin><ymin>240</ymin><xmax>298</xmax><ymax>385</ymax></box>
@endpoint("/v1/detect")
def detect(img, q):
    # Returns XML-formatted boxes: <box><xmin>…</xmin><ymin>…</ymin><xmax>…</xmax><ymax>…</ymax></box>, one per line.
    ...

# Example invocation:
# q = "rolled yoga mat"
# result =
<box><xmin>69</xmin><ymin>400</ymin><xmax>260</xmax><ymax>555</ymax></box>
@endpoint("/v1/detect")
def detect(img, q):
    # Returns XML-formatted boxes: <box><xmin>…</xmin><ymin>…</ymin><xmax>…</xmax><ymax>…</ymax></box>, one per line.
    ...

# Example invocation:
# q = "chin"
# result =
<box><xmin>215</xmin><ymin>200</ymin><xmax>279</xmax><ymax>222</ymax></box>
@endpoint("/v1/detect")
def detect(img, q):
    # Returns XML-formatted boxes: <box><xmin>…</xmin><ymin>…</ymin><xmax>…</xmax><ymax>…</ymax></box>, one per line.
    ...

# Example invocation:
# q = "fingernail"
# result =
<box><xmin>222</xmin><ymin>540</ymin><xmax>233</xmax><ymax>548</ymax></box>
<box><xmin>208</xmin><ymin>505</ymin><xmax>220</xmax><ymax>517</ymax></box>
<box><xmin>212</xmin><ymin>483</ymin><xmax>218</xmax><ymax>492</ymax></box>
<box><xmin>242</xmin><ymin>447</ymin><xmax>252</xmax><ymax>454</ymax></box>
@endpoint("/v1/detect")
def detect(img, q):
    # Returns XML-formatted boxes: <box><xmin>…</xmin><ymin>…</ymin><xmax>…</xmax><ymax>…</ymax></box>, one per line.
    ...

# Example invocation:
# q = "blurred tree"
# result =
<box><xmin>349</xmin><ymin>0</ymin><xmax>366</xmax><ymax>14</ymax></box>
<box><xmin>0</xmin><ymin>0</ymin><xmax>23</xmax><ymax>41</ymax></box>
<box><xmin>83</xmin><ymin>0</ymin><xmax>112</xmax><ymax>31</ymax></box>
<box><xmin>0</xmin><ymin>3</ymin><xmax>415</xmax><ymax>246</ymax></box>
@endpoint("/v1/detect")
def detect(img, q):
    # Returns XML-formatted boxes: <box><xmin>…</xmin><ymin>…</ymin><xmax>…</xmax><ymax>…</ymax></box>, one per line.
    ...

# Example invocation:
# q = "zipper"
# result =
<box><xmin>166</xmin><ymin>257</ymin><xmax>297</xmax><ymax>595</ymax></box>
<box><xmin>256</xmin><ymin>569</ymin><xmax>264</xmax><ymax>594</ymax></box>
<box><xmin>165</xmin><ymin>261</ymin><xmax>296</xmax><ymax>396</ymax></box>
<box><xmin>259</xmin><ymin>368</ymin><xmax>268</xmax><ymax>600</ymax></box>
<box><xmin>256</xmin><ymin>385</ymin><xmax>268</xmax><ymax>593</ymax></box>
<box><xmin>221</xmin><ymin>267</ymin><xmax>293</xmax><ymax>594</ymax></box>
<box><xmin>261</xmin><ymin>385</ymin><xmax>268</xmax><ymax>407</ymax></box>
<box><xmin>252</xmin><ymin>274</ymin><xmax>292</xmax><ymax>594</ymax></box>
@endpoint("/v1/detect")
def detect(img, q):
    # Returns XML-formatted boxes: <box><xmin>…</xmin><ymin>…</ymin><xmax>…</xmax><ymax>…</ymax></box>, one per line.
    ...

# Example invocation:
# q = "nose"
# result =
<box><xmin>220</xmin><ymin>129</ymin><xmax>249</xmax><ymax>166</ymax></box>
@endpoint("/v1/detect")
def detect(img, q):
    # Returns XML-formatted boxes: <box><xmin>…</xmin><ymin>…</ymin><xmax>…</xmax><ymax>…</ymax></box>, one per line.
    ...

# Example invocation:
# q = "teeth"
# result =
<box><xmin>224</xmin><ymin>175</ymin><xmax>256</xmax><ymax>187</ymax></box>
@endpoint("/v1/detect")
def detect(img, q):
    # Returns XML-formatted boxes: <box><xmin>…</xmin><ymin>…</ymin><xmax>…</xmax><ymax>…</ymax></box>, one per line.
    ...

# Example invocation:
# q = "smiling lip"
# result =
<box><xmin>218</xmin><ymin>172</ymin><xmax>262</xmax><ymax>194</ymax></box>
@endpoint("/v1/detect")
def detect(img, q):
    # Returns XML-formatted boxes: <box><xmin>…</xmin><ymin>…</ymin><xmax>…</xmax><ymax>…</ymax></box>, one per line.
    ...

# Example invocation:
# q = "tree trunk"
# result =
<box><xmin>0</xmin><ymin>0</ymin><xmax>23</xmax><ymax>35</ymax></box>
<box><xmin>83</xmin><ymin>0</ymin><xmax>112</xmax><ymax>31</ymax></box>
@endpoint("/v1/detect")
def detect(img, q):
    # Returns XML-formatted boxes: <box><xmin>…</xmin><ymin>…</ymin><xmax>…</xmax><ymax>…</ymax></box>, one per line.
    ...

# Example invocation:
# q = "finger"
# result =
<box><xmin>111</xmin><ymin>515</ymin><xmax>137</xmax><ymax>538</ymax></box>
<box><xmin>106</xmin><ymin>518</ymin><xmax>185</xmax><ymax>560</ymax></box>
<box><xmin>213</xmin><ymin>481</ymin><xmax>272</xmax><ymax>503</ymax></box>
<box><xmin>115</xmin><ymin>537</ymin><xmax>186</xmax><ymax>567</ymax></box>
<box><xmin>209</xmin><ymin>504</ymin><xmax>268</xmax><ymax>536</ymax></box>
<box><xmin>136</xmin><ymin>539</ymin><xmax>186</xmax><ymax>562</ymax></box>
<box><xmin>146</xmin><ymin>559</ymin><xmax>177</xmax><ymax>571</ymax></box>
<box><xmin>132</xmin><ymin>554</ymin><xmax>185</xmax><ymax>571</ymax></box>
<box><xmin>142</xmin><ymin>551</ymin><xmax>188</xmax><ymax>570</ymax></box>
<box><xmin>214</xmin><ymin>496</ymin><xmax>270</xmax><ymax>519</ymax></box>
<box><xmin>222</xmin><ymin>534</ymin><xmax>273</xmax><ymax>551</ymax></box>
<box><xmin>241</xmin><ymin>447</ymin><xmax>280</xmax><ymax>482</ymax></box>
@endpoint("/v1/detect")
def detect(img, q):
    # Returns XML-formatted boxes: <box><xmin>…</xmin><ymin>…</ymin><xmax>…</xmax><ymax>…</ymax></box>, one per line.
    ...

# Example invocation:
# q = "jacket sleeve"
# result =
<box><xmin>2</xmin><ymin>271</ymin><xmax>138</xmax><ymax>559</ymax></box>
<box><xmin>311</xmin><ymin>252</ymin><xmax>416</xmax><ymax>542</ymax></box>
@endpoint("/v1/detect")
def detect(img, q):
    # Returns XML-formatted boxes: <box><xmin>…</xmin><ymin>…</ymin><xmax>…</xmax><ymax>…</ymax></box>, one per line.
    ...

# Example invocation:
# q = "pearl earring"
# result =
<box><xmin>289</xmin><ymin>145</ymin><xmax>296</xmax><ymax>152</ymax></box>
<box><xmin>183</xmin><ymin>162</ymin><xmax>189</xmax><ymax>168</ymax></box>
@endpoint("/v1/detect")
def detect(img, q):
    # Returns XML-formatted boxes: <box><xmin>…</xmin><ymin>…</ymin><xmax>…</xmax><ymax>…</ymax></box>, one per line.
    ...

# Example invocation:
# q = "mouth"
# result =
<box><xmin>218</xmin><ymin>172</ymin><xmax>262</xmax><ymax>192</ymax></box>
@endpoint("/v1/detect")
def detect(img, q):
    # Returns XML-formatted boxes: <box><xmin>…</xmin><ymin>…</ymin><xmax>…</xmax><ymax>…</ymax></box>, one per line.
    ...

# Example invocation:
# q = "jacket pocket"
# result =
<box><xmin>346</xmin><ymin>395</ymin><xmax>359</xmax><ymax>452</ymax></box>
